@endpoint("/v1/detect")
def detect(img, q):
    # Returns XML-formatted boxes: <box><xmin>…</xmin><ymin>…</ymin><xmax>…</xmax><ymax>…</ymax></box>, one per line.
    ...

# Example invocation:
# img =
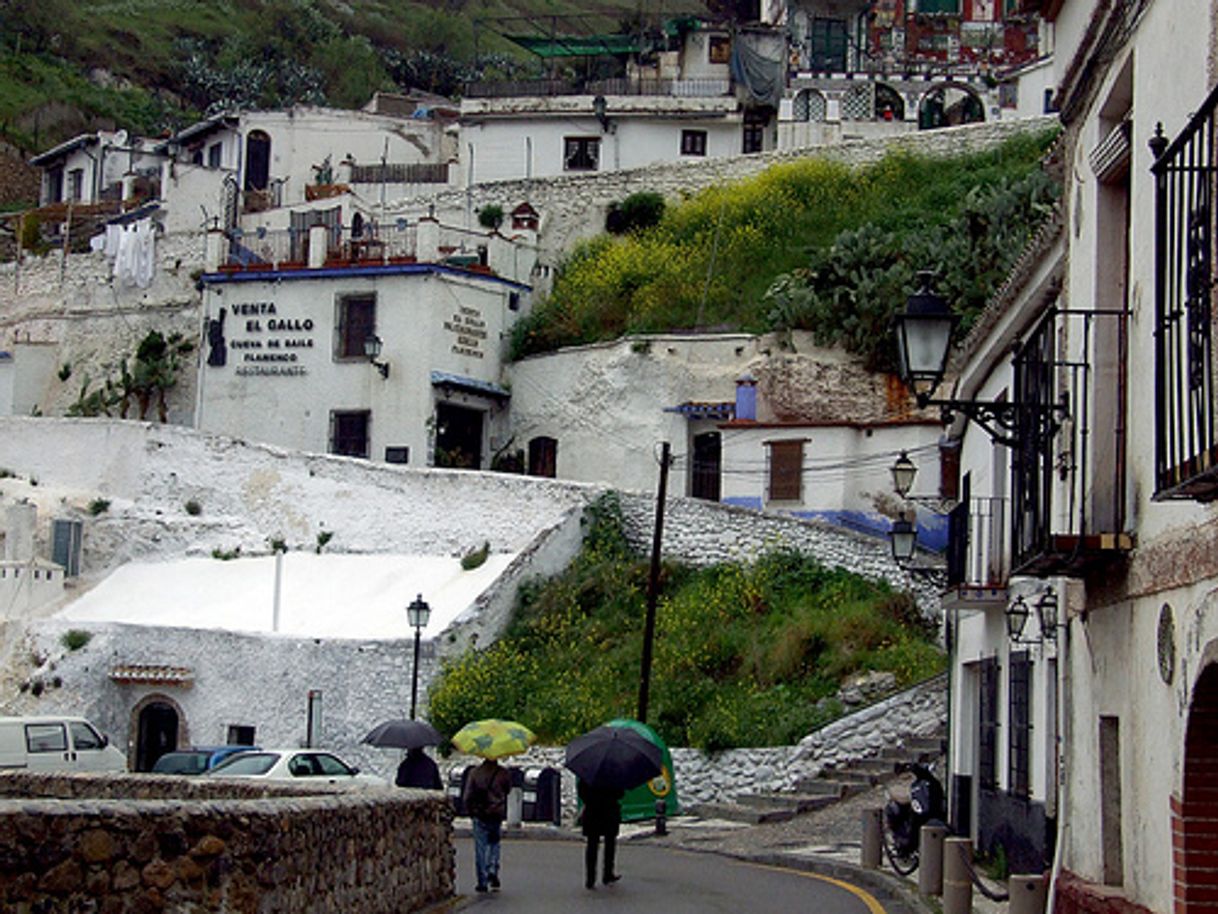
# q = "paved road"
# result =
<box><xmin>453</xmin><ymin>837</ymin><xmax>888</xmax><ymax>913</ymax></box>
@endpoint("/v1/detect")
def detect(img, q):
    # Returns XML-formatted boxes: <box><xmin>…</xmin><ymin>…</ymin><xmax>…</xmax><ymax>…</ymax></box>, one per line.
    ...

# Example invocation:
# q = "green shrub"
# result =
<box><xmin>477</xmin><ymin>204</ymin><xmax>504</xmax><ymax>230</ymax></box>
<box><xmin>315</xmin><ymin>530</ymin><xmax>333</xmax><ymax>553</ymax></box>
<box><xmin>87</xmin><ymin>498</ymin><xmax>110</xmax><ymax>516</ymax></box>
<box><xmin>606</xmin><ymin>191</ymin><xmax>665</xmax><ymax>235</ymax></box>
<box><xmin>211</xmin><ymin>546</ymin><xmax>241</xmax><ymax>561</ymax></box>
<box><xmin>60</xmin><ymin>629</ymin><xmax>91</xmax><ymax>651</ymax></box>
<box><xmin>184</xmin><ymin>499</ymin><xmax>202</xmax><ymax>516</ymax></box>
<box><xmin>461</xmin><ymin>541</ymin><xmax>490</xmax><ymax>571</ymax></box>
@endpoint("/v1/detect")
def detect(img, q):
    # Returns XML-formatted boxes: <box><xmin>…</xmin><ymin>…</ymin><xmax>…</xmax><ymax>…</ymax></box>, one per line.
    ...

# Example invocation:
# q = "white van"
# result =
<box><xmin>0</xmin><ymin>716</ymin><xmax>127</xmax><ymax>772</ymax></box>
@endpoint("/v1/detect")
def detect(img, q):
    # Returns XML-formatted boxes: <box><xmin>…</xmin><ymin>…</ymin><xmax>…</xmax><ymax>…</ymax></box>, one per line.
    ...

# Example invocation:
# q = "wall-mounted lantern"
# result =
<box><xmin>364</xmin><ymin>333</ymin><xmax>390</xmax><ymax>379</ymax></box>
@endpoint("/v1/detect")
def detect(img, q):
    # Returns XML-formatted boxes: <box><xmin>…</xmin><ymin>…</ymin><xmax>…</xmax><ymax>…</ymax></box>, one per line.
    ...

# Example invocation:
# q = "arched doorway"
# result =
<box><xmin>1177</xmin><ymin>662</ymin><xmax>1218</xmax><ymax>914</ymax></box>
<box><xmin>918</xmin><ymin>84</ymin><xmax>986</xmax><ymax>130</ymax></box>
<box><xmin>135</xmin><ymin>700</ymin><xmax>180</xmax><ymax>772</ymax></box>
<box><xmin>244</xmin><ymin>130</ymin><xmax>271</xmax><ymax>192</ymax></box>
<box><xmin>875</xmin><ymin>83</ymin><xmax>905</xmax><ymax>122</ymax></box>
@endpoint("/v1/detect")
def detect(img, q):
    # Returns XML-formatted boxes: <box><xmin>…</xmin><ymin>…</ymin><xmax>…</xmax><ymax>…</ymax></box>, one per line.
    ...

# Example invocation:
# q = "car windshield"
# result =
<box><xmin>153</xmin><ymin>752</ymin><xmax>210</xmax><ymax>774</ymax></box>
<box><xmin>208</xmin><ymin>752</ymin><xmax>278</xmax><ymax>776</ymax></box>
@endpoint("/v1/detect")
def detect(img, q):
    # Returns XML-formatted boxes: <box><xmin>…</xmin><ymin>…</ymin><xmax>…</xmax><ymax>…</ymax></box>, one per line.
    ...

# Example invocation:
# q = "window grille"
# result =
<box><xmin>1008</xmin><ymin>651</ymin><xmax>1031</xmax><ymax>797</ymax></box>
<box><xmin>979</xmin><ymin>657</ymin><xmax>1000</xmax><ymax>790</ymax></box>
<box><xmin>335</xmin><ymin>294</ymin><xmax>375</xmax><ymax>360</ymax></box>
<box><xmin>330</xmin><ymin>410</ymin><xmax>370</xmax><ymax>459</ymax></box>
<box><xmin>563</xmin><ymin>138</ymin><xmax>600</xmax><ymax>171</ymax></box>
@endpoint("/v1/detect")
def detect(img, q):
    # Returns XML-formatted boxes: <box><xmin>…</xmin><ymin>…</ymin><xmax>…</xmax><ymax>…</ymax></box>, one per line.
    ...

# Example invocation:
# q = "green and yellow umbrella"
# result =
<box><xmin>451</xmin><ymin>719</ymin><xmax>536</xmax><ymax>759</ymax></box>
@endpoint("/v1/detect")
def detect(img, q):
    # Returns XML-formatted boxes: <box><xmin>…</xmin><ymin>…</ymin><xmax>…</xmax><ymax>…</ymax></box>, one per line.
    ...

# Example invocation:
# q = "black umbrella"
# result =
<box><xmin>362</xmin><ymin>719</ymin><xmax>442</xmax><ymax>750</ymax></box>
<box><xmin>564</xmin><ymin>724</ymin><xmax>664</xmax><ymax>791</ymax></box>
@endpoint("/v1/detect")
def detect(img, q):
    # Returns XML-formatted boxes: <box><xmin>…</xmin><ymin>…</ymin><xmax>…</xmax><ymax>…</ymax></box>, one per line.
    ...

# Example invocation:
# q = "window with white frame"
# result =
<box><xmin>563</xmin><ymin>137</ymin><xmax>600</xmax><ymax>171</ymax></box>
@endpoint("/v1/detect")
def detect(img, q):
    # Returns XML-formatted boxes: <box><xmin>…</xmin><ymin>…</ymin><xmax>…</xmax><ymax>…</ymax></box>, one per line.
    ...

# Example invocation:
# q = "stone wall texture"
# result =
<box><xmin>0</xmin><ymin>772</ymin><xmax>453</xmax><ymax>914</ymax></box>
<box><xmin>444</xmin><ymin>674</ymin><xmax>947</xmax><ymax>817</ymax></box>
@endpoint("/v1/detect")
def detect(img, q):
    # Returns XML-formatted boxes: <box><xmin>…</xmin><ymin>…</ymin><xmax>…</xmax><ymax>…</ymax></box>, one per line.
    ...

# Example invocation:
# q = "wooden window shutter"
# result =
<box><xmin>768</xmin><ymin>440</ymin><xmax>803</xmax><ymax>501</ymax></box>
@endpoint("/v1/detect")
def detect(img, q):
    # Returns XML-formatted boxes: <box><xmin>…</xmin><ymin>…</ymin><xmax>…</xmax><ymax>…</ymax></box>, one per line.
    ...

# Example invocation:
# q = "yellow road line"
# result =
<box><xmin>741</xmin><ymin>861</ymin><xmax>890</xmax><ymax>914</ymax></box>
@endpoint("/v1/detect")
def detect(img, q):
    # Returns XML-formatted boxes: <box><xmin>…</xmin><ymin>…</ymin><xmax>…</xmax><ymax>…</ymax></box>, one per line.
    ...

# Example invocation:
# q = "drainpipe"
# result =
<box><xmin>1046</xmin><ymin>584</ymin><xmax>1074</xmax><ymax>914</ymax></box>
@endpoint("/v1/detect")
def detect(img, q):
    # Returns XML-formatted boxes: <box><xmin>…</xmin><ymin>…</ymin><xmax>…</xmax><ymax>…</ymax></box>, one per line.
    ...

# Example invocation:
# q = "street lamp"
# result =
<box><xmin>1005</xmin><ymin>595</ymin><xmax>1031</xmax><ymax>642</ymax></box>
<box><xmin>891</xmin><ymin>451</ymin><xmax>918</xmax><ymax>498</ymax></box>
<box><xmin>406</xmin><ymin>594</ymin><xmax>431</xmax><ymax>719</ymax></box>
<box><xmin>889</xmin><ymin>517</ymin><xmax>917</xmax><ymax>564</ymax></box>
<box><xmin>892</xmin><ymin>272</ymin><xmax>1055</xmax><ymax>445</ymax></box>
<box><xmin>364</xmin><ymin>333</ymin><xmax>390</xmax><ymax>379</ymax></box>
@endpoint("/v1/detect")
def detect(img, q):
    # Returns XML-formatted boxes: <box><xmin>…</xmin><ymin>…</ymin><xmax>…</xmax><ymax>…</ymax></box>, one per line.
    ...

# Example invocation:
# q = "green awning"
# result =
<box><xmin>505</xmin><ymin>33</ymin><xmax>645</xmax><ymax>58</ymax></box>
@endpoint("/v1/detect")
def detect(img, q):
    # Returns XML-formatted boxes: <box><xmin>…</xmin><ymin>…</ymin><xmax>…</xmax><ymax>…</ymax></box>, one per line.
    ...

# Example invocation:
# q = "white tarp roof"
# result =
<box><xmin>55</xmin><ymin>552</ymin><xmax>515</xmax><ymax>640</ymax></box>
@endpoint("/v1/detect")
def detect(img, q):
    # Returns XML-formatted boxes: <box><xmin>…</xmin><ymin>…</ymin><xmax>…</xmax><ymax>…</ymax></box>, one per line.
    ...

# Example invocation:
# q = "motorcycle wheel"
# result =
<box><xmin>881</xmin><ymin>821</ymin><xmax>920</xmax><ymax>876</ymax></box>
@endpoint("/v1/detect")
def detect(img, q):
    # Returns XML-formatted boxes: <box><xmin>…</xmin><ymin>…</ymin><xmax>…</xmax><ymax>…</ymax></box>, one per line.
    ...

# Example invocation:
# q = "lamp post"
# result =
<box><xmin>406</xmin><ymin>594</ymin><xmax>431</xmax><ymax>719</ymax></box>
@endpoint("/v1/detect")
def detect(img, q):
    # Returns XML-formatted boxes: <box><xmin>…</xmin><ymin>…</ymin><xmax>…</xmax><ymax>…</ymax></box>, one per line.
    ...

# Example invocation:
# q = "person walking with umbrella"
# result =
<box><xmin>577</xmin><ymin>778</ymin><xmax>623</xmax><ymax>889</ymax></box>
<box><xmin>452</xmin><ymin>719</ymin><xmax>535</xmax><ymax>894</ymax></box>
<box><xmin>565</xmin><ymin>723</ymin><xmax>664</xmax><ymax>891</ymax></box>
<box><xmin>361</xmin><ymin>719</ymin><xmax>444</xmax><ymax>790</ymax></box>
<box><xmin>396</xmin><ymin>747</ymin><xmax>442</xmax><ymax>789</ymax></box>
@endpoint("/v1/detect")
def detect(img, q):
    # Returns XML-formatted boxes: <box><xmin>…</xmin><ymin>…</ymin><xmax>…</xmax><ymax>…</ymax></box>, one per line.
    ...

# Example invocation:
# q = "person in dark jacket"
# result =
<box><xmin>462</xmin><ymin>758</ymin><xmax>513</xmax><ymax>892</ymax></box>
<box><xmin>395</xmin><ymin>747</ymin><xmax>442</xmax><ymax>790</ymax></box>
<box><xmin>577</xmin><ymin>779</ymin><xmax>624</xmax><ymax>889</ymax></box>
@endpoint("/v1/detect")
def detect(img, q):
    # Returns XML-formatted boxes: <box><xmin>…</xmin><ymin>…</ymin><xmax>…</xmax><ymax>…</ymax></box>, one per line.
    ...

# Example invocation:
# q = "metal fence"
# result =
<box><xmin>1152</xmin><ymin>81</ymin><xmax>1218</xmax><ymax>500</ymax></box>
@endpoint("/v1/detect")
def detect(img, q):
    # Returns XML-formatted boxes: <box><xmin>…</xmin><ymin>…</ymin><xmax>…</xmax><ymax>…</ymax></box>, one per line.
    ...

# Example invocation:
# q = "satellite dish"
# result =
<box><xmin>112</xmin><ymin>129</ymin><xmax>128</xmax><ymax>146</ymax></box>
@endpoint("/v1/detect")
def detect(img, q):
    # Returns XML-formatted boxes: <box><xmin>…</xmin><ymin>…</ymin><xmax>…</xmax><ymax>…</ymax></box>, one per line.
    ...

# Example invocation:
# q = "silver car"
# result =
<box><xmin>205</xmin><ymin>748</ymin><xmax>387</xmax><ymax>787</ymax></box>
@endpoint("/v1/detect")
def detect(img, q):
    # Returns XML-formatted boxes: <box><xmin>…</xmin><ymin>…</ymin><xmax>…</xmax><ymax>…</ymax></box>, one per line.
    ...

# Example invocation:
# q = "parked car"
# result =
<box><xmin>151</xmin><ymin>746</ymin><xmax>258</xmax><ymax>775</ymax></box>
<box><xmin>205</xmin><ymin>749</ymin><xmax>388</xmax><ymax>787</ymax></box>
<box><xmin>0</xmin><ymin>715</ymin><xmax>127</xmax><ymax>772</ymax></box>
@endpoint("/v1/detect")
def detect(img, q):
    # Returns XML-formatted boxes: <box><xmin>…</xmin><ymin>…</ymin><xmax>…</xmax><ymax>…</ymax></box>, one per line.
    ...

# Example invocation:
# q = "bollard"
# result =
<box><xmin>860</xmin><ymin>808</ymin><xmax>883</xmax><ymax>869</ymax></box>
<box><xmin>654</xmin><ymin>798</ymin><xmax>668</xmax><ymax>836</ymax></box>
<box><xmin>1009</xmin><ymin>874</ymin><xmax>1048</xmax><ymax>914</ymax></box>
<box><xmin>942</xmin><ymin>837</ymin><xmax>973</xmax><ymax>914</ymax></box>
<box><xmin>918</xmin><ymin>825</ymin><xmax>947</xmax><ymax>895</ymax></box>
<box><xmin>506</xmin><ymin>786</ymin><xmax>523</xmax><ymax>828</ymax></box>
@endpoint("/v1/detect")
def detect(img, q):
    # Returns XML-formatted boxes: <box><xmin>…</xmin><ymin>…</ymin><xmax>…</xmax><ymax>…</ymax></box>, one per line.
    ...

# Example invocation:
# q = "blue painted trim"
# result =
<box><xmin>722</xmin><ymin>496</ymin><xmax>764</xmax><ymax>510</ymax></box>
<box><xmin>430</xmin><ymin>370</ymin><xmax>510</xmax><ymax>400</ymax></box>
<box><xmin>201</xmin><ymin>262</ymin><xmax>532</xmax><ymax>292</ymax></box>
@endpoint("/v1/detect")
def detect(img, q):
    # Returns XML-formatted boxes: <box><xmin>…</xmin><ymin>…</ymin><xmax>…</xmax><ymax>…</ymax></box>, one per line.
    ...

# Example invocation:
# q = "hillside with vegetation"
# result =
<box><xmin>0</xmin><ymin>0</ymin><xmax>708</xmax><ymax>169</ymax></box>
<box><xmin>428</xmin><ymin>494</ymin><xmax>944</xmax><ymax>750</ymax></box>
<box><xmin>511</xmin><ymin>129</ymin><xmax>1060</xmax><ymax>371</ymax></box>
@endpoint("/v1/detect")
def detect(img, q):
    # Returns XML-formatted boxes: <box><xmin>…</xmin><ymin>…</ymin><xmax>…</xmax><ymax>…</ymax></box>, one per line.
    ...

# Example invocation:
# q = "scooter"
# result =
<box><xmin>882</xmin><ymin>761</ymin><xmax>947</xmax><ymax>873</ymax></box>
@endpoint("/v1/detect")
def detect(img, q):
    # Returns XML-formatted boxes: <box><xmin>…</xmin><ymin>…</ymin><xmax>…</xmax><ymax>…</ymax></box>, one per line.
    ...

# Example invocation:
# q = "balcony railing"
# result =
<box><xmin>222</xmin><ymin>222</ymin><xmax>419</xmax><ymax>270</ymax></box>
<box><xmin>1153</xmin><ymin>81</ymin><xmax>1218</xmax><ymax>500</ymax></box>
<box><xmin>1011</xmin><ymin>308</ymin><xmax>1133</xmax><ymax>576</ymax></box>
<box><xmin>463</xmin><ymin>77</ymin><xmax>732</xmax><ymax>99</ymax></box>
<box><xmin>946</xmin><ymin>496</ymin><xmax>1009</xmax><ymax>589</ymax></box>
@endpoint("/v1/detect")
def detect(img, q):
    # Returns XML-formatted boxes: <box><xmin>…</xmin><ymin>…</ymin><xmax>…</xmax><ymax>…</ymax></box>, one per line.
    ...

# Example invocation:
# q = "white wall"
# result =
<box><xmin>462</xmin><ymin>106</ymin><xmax>742</xmax><ymax>184</ymax></box>
<box><xmin>196</xmin><ymin>268</ymin><xmax>524</xmax><ymax>467</ymax></box>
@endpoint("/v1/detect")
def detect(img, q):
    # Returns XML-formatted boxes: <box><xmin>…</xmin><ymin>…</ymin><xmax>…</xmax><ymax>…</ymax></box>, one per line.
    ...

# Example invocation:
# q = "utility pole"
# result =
<box><xmin>637</xmin><ymin>441</ymin><xmax>672</xmax><ymax>724</ymax></box>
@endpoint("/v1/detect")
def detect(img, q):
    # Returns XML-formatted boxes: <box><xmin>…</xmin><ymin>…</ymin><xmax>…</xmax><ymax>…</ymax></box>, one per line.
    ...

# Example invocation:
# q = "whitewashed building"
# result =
<box><xmin>460</xmin><ymin>22</ymin><xmax>786</xmax><ymax>184</ymax></box>
<box><xmin>196</xmin><ymin>218</ymin><xmax>534</xmax><ymax>468</ymax></box>
<box><xmin>918</xmin><ymin>0</ymin><xmax>1218</xmax><ymax>908</ymax></box>
<box><xmin>29</xmin><ymin>130</ymin><xmax>164</xmax><ymax>207</ymax></box>
<box><xmin>155</xmin><ymin>99</ymin><xmax>457</xmax><ymax>236</ymax></box>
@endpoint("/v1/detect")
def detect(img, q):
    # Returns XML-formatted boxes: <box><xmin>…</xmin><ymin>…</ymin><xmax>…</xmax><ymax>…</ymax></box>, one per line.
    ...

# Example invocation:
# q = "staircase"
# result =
<box><xmin>687</xmin><ymin>732</ymin><xmax>945</xmax><ymax>825</ymax></box>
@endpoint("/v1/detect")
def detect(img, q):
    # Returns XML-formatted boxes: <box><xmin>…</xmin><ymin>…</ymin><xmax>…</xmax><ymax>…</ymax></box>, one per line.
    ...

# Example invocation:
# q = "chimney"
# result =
<box><xmin>735</xmin><ymin>372</ymin><xmax>757</xmax><ymax>421</ymax></box>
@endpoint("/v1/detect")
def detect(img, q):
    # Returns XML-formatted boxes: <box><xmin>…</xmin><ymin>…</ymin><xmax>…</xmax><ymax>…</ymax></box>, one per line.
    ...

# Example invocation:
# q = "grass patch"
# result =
<box><xmin>428</xmin><ymin>495</ymin><xmax>944</xmax><ymax>749</ymax></box>
<box><xmin>511</xmin><ymin>130</ymin><xmax>1059</xmax><ymax>367</ymax></box>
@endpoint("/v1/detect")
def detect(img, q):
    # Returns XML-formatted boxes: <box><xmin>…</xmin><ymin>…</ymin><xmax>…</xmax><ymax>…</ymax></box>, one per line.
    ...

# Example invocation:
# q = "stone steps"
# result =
<box><xmin>696</xmin><ymin>729</ymin><xmax>949</xmax><ymax>827</ymax></box>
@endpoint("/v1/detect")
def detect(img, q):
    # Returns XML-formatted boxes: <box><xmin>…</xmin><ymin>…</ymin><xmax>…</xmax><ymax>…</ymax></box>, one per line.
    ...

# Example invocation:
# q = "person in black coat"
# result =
<box><xmin>395</xmin><ymin>747</ymin><xmax>443</xmax><ymax>790</ymax></box>
<box><xmin>577</xmin><ymin>779</ymin><xmax>624</xmax><ymax>889</ymax></box>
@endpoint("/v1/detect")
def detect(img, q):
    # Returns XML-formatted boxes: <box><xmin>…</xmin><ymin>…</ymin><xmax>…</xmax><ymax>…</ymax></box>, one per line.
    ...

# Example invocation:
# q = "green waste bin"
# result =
<box><xmin>604</xmin><ymin>718</ymin><xmax>680</xmax><ymax>821</ymax></box>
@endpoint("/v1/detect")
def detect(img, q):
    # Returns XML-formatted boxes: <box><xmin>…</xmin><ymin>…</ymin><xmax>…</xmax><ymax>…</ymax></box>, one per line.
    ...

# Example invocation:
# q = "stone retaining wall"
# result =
<box><xmin>0</xmin><ymin>772</ymin><xmax>453</xmax><ymax>914</ymax></box>
<box><xmin>442</xmin><ymin>674</ymin><xmax>946</xmax><ymax>819</ymax></box>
